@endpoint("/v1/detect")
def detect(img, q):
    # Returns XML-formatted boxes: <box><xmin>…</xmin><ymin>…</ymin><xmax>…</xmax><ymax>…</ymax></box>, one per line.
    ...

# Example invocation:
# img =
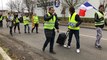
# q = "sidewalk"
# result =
<box><xmin>0</xmin><ymin>47</ymin><xmax>12</xmax><ymax>60</ymax></box>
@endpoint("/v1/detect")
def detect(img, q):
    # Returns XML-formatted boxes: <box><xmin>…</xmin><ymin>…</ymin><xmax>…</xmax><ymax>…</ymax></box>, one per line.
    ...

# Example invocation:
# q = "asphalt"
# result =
<box><xmin>0</xmin><ymin>21</ymin><xmax>107</xmax><ymax>60</ymax></box>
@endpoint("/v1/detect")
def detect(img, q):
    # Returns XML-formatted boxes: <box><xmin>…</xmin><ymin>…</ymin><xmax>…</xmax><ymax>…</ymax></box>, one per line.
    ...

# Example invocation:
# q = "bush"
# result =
<box><xmin>81</xmin><ymin>18</ymin><xmax>94</xmax><ymax>23</ymax></box>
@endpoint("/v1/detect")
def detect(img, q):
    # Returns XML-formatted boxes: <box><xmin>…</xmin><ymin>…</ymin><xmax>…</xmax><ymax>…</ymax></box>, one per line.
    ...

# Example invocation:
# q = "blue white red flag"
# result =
<box><xmin>79</xmin><ymin>2</ymin><xmax>97</xmax><ymax>16</ymax></box>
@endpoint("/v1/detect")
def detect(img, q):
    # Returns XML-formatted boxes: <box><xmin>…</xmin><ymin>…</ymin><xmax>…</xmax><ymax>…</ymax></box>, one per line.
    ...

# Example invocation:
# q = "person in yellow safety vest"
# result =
<box><xmin>63</xmin><ymin>6</ymin><xmax>82</xmax><ymax>53</ymax></box>
<box><xmin>23</xmin><ymin>14</ymin><xmax>30</xmax><ymax>33</ymax></box>
<box><xmin>0</xmin><ymin>13</ymin><xmax>3</xmax><ymax>27</ymax></box>
<box><xmin>94</xmin><ymin>5</ymin><xmax>105</xmax><ymax>50</ymax></box>
<box><xmin>8</xmin><ymin>13</ymin><xmax>14</xmax><ymax>36</ymax></box>
<box><xmin>31</xmin><ymin>13</ymin><xmax>39</xmax><ymax>33</ymax></box>
<box><xmin>14</xmin><ymin>13</ymin><xmax>21</xmax><ymax>34</ymax></box>
<box><xmin>42</xmin><ymin>7</ymin><xmax>59</xmax><ymax>54</ymax></box>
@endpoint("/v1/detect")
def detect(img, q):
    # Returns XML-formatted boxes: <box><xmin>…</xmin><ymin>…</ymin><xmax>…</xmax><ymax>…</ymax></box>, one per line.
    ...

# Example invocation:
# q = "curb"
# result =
<box><xmin>0</xmin><ymin>47</ymin><xmax>12</xmax><ymax>60</ymax></box>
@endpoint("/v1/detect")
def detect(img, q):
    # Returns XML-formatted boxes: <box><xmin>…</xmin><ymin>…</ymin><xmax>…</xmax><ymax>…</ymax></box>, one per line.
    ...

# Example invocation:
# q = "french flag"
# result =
<box><xmin>79</xmin><ymin>2</ymin><xmax>96</xmax><ymax>16</ymax></box>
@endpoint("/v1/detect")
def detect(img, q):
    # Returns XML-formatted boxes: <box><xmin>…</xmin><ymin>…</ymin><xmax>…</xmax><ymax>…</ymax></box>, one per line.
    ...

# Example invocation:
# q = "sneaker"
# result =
<box><xmin>42</xmin><ymin>48</ymin><xmax>45</xmax><ymax>52</ymax></box>
<box><xmin>36</xmin><ymin>32</ymin><xmax>38</xmax><ymax>33</ymax></box>
<box><xmin>19</xmin><ymin>32</ymin><xmax>21</xmax><ymax>34</ymax></box>
<box><xmin>63</xmin><ymin>44</ymin><xmax>71</xmax><ymax>48</ymax></box>
<box><xmin>50</xmin><ymin>51</ymin><xmax>56</xmax><ymax>54</ymax></box>
<box><xmin>28</xmin><ymin>32</ymin><xmax>30</xmax><ymax>34</ymax></box>
<box><xmin>63</xmin><ymin>44</ymin><xmax>67</xmax><ymax>48</ymax></box>
<box><xmin>76</xmin><ymin>49</ymin><xmax>80</xmax><ymax>53</ymax></box>
<box><xmin>96</xmin><ymin>45</ymin><xmax>102</xmax><ymax>50</ymax></box>
<box><xmin>67</xmin><ymin>46</ymin><xmax>71</xmax><ymax>49</ymax></box>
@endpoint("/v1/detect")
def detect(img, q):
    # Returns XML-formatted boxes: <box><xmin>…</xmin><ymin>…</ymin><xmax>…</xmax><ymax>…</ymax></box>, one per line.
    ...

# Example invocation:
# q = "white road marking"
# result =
<box><xmin>0</xmin><ymin>47</ymin><xmax>12</xmax><ymax>60</ymax></box>
<box><xmin>60</xmin><ymin>31</ymin><xmax>107</xmax><ymax>41</ymax></box>
<box><xmin>31</xmin><ymin>25</ymin><xmax>107</xmax><ymax>41</ymax></box>
<box><xmin>80</xmin><ymin>34</ymin><xmax>107</xmax><ymax>41</ymax></box>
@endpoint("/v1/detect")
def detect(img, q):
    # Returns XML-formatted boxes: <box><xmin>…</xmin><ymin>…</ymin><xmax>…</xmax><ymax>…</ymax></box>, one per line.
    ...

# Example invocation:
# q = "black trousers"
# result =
<box><xmin>14</xmin><ymin>23</ymin><xmax>20</xmax><ymax>33</ymax></box>
<box><xmin>68</xmin><ymin>30</ymin><xmax>80</xmax><ymax>49</ymax></box>
<box><xmin>9</xmin><ymin>26</ymin><xmax>13</xmax><ymax>35</ymax></box>
<box><xmin>31</xmin><ymin>23</ymin><xmax>38</xmax><ymax>33</ymax></box>
<box><xmin>24</xmin><ymin>24</ymin><xmax>30</xmax><ymax>33</ymax></box>
<box><xmin>43</xmin><ymin>29</ymin><xmax>55</xmax><ymax>52</ymax></box>
<box><xmin>0</xmin><ymin>21</ymin><xmax>3</xmax><ymax>27</ymax></box>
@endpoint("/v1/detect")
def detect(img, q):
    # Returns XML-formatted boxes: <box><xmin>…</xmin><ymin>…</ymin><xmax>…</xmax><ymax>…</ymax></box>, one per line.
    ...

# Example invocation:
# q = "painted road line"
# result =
<box><xmin>59</xmin><ymin>30</ymin><xmax>107</xmax><ymax>41</ymax></box>
<box><xmin>0</xmin><ymin>47</ymin><xmax>12</xmax><ymax>60</ymax></box>
<box><xmin>80</xmin><ymin>34</ymin><xmax>107</xmax><ymax>41</ymax></box>
<box><xmin>36</xmin><ymin>26</ymin><xmax>107</xmax><ymax>41</ymax></box>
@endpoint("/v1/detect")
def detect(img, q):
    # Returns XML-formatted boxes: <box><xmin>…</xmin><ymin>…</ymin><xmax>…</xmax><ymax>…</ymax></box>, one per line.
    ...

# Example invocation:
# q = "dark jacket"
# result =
<box><xmin>94</xmin><ymin>11</ymin><xmax>104</xmax><ymax>28</ymax></box>
<box><xmin>44</xmin><ymin>13</ymin><xmax>59</xmax><ymax>29</ymax></box>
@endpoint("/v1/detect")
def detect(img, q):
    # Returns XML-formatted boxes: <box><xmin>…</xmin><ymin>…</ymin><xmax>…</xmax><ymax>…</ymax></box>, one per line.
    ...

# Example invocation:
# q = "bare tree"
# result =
<box><xmin>61</xmin><ymin>0</ymin><xmax>87</xmax><ymax>18</ymax></box>
<box><xmin>64</xmin><ymin>0</ymin><xmax>88</xmax><ymax>8</ymax></box>
<box><xmin>7</xmin><ymin>0</ymin><xmax>15</xmax><ymax>13</ymax></box>
<box><xmin>12</xmin><ymin>0</ymin><xmax>22</xmax><ymax>13</ymax></box>
<box><xmin>23</xmin><ymin>0</ymin><xmax>37</xmax><ymax>14</ymax></box>
<box><xmin>37</xmin><ymin>0</ymin><xmax>53</xmax><ymax>14</ymax></box>
<box><xmin>7</xmin><ymin>0</ymin><xmax>26</xmax><ymax>13</ymax></box>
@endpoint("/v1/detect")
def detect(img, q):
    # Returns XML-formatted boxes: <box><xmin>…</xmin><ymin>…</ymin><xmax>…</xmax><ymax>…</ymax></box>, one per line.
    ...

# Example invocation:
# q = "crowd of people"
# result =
<box><xmin>0</xmin><ymin>5</ymin><xmax>106</xmax><ymax>54</ymax></box>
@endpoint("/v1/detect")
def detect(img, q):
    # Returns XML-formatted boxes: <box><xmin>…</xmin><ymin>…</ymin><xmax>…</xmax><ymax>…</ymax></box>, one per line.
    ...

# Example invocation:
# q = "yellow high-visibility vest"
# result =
<box><xmin>15</xmin><ymin>18</ymin><xmax>20</xmax><ymax>23</ymax></box>
<box><xmin>33</xmin><ymin>16</ymin><xmax>39</xmax><ymax>24</ymax></box>
<box><xmin>68</xmin><ymin>12</ymin><xmax>80</xmax><ymax>30</ymax></box>
<box><xmin>44</xmin><ymin>13</ymin><xmax>56</xmax><ymax>30</ymax></box>
<box><xmin>95</xmin><ymin>11</ymin><xmax>104</xmax><ymax>26</ymax></box>
<box><xmin>0</xmin><ymin>16</ymin><xmax>3</xmax><ymax>21</ymax></box>
<box><xmin>23</xmin><ymin>16</ymin><xmax>29</xmax><ymax>25</ymax></box>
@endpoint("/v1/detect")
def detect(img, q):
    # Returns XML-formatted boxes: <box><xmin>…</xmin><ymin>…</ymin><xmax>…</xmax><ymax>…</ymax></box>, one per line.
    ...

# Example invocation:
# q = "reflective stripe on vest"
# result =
<box><xmin>33</xmin><ymin>16</ymin><xmax>39</xmax><ymax>24</ymax></box>
<box><xmin>44</xmin><ymin>13</ymin><xmax>56</xmax><ymax>30</ymax></box>
<box><xmin>68</xmin><ymin>12</ymin><xmax>80</xmax><ymax>30</ymax></box>
<box><xmin>0</xmin><ymin>16</ymin><xmax>3</xmax><ymax>21</ymax></box>
<box><xmin>23</xmin><ymin>16</ymin><xmax>29</xmax><ymax>25</ymax></box>
<box><xmin>95</xmin><ymin>12</ymin><xmax>104</xmax><ymax>26</ymax></box>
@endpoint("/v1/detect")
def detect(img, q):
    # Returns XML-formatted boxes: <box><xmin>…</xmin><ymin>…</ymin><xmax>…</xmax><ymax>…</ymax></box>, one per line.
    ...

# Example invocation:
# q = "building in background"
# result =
<box><xmin>0</xmin><ymin>0</ymin><xmax>106</xmax><ymax>18</ymax></box>
<box><xmin>34</xmin><ymin>0</ymin><xmax>107</xmax><ymax>18</ymax></box>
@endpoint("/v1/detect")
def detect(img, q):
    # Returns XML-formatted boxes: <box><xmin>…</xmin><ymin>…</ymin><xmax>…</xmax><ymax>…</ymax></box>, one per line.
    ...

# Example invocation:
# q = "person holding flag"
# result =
<box><xmin>94</xmin><ymin>5</ymin><xmax>105</xmax><ymax>49</ymax></box>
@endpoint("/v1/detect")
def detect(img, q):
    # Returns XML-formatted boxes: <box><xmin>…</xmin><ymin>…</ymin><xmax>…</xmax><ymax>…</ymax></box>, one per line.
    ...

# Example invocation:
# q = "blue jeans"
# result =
<box><xmin>24</xmin><ymin>24</ymin><xmax>30</xmax><ymax>33</ymax></box>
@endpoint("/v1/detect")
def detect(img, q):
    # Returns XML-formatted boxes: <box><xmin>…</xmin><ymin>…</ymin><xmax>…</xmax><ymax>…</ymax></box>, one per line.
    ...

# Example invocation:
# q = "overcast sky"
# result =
<box><xmin>0</xmin><ymin>0</ymin><xmax>10</xmax><ymax>10</ymax></box>
<box><xmin>0</xmin><ymin>0</ymin><xmax>106</xmax><ymax>10</ymax></box>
